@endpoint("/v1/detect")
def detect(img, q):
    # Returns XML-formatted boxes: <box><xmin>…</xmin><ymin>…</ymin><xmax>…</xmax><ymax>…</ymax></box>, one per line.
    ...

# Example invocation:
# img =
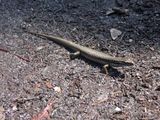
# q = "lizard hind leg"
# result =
<box><xmin>102</xmin><ymin>64</ymin><xmax>110</xmax><ymax>74</ymax></box>
<box><xmin>69</xmin><ymin>51</ymin><xmax>80</xmax><ymax>59</ymax></box>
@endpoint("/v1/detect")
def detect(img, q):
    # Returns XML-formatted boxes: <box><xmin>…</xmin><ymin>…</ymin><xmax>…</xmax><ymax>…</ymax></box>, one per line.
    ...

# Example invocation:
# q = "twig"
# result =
<box><xmin>0</xmin><ymin>47</ymin><xmax>30</xmax><ymax>62</ymax></box>
<box><xmin>0</xmin><ymin>48</ymin><xmax>9</xmax><ymax>52</ymax></box>
<box><xmin>14</xmin><ymin>54</ymin><xmax>30</xmax><ymax>62</ymax></box>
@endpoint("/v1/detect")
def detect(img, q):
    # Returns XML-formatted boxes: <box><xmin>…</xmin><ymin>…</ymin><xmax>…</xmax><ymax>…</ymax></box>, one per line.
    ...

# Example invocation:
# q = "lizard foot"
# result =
<box><xmin>69</xmin><ymin>51</ymin><xmax>80</xmax><ymax>60</ymax></box>
<box><xmin>102</xmin><ymin>64</ymin><xmax>110</xmax><ymax>74</ymax></box>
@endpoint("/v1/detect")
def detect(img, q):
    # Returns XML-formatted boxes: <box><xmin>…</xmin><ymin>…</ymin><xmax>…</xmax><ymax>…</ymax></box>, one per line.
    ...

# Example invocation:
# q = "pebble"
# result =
<box><xmin>114</xmin><ymin>107</ymin><xmax>122</xmax><ymax>113</ymax></box>
<box><xmin>136</xmin><ymin>72</ymin><xmax>141</xmax><ymax>79</ymax></box>
<box><xmin>36</xmin><ymin>46</ymin><xmax>45</xmax><ymax>51</ymax></box>
<box><xmin>128</xmin><ymin>39</ymin><xmax>133</xmax><ymax>43</ymax></box>
<box><xmin>12</xmin><ymin>105</ymin><xmax>18</xmax><ymax>111</ymax></box>
<box><xmin>149</xmin><ymin>47</ymin><xmax>154</xmax><ymax>51</ymax></box>
<box><xmin>42</xmin><ymin>66</ymin><xmax>50</xmax><ymax>75</ymax></box>
<box><xmin>54</xmin><ymin>86</ymin><xmax>61</xmax><ymax>93</ymax></box>
<box><xmin>110</xmin><ymin>28</ymin><xmax>122</xmax><ymax>40</ymax></box>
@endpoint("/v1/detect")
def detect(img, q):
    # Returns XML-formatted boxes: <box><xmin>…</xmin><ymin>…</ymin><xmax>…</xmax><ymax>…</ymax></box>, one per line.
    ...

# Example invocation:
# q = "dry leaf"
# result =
<box><xmin>45</xmin><ymin>81</ymin><xmax>53</xmax><ymax>89</ymax></box>
<box><xmin>32</xmin><ymin>100</ymin><xmax>53</xmax><ymax>120</ymax></box>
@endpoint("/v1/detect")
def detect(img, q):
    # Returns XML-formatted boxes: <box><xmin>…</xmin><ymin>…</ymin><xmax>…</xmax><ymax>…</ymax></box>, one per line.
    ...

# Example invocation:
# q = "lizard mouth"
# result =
<box><xmin>124</xmin><ymin>59</ymin><xmax>134</xmax><ymax>66</ymax></box>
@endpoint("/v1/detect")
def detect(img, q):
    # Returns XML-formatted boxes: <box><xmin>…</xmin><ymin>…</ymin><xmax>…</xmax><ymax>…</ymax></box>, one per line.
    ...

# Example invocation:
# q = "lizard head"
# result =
<box><xmin>122</xmin><ymin>59</ymin><xmax>134</xmax><ymax>66</ymax></box>
<box><xmin>110</xmin><ymin>58</ymin><xmax>134</xmax><ymax>67</ymax></box>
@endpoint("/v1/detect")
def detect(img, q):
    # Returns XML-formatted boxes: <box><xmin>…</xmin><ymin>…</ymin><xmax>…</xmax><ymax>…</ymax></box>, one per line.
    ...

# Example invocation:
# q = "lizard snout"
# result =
<box><xmin>125</xmin><ymin>59</ymin><xmax>134</xmax><ymax>66</ymax></box>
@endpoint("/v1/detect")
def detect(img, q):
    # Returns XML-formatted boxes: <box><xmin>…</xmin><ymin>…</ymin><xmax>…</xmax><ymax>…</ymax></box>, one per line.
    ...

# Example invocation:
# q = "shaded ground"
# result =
<box><xmin>0</xmin><ymin>0</ymin><xmax>160</xmax><ymax>119</ymax></box>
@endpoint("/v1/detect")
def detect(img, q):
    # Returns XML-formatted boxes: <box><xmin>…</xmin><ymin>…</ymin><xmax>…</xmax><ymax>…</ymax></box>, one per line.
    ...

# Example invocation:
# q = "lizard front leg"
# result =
<box><xmin>69</xmin><ymin>51</ymin><xmax>80</xmax><ymax>59</ymax></box>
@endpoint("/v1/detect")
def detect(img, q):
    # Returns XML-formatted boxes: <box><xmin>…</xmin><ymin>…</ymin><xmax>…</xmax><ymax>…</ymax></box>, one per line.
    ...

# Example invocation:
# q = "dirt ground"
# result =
<box><xmin>0</xmin><ymin>0</ymin><xmax>160</xmax><ymax>120</ymax></box>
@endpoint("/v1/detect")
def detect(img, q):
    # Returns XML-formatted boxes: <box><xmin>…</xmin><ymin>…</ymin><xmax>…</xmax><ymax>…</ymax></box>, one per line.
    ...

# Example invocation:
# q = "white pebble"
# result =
<box><xmin>12</xmin><ymin>105</ymin><xmax>18</xmax><ymax>111</ymax></box>
<box><xmin>54</xmin><ymin>86</ymin><xmax>61</xmax><ymax>93</ymax></box>
<box><xmin>128</xmin><ymin>39</ymin><xmax>133</xmax><ymax>42</ymax></box>
<box><xmin>110</xmin><ymin>28</ymin><xmax>122</xmax><ymax>40</ymax></box>
<box><xmin>36</xmin><ymin>46</ymin><xmax>45</xmax><ymax>51</ymax></box>
<box><xmin>115</xmin><ymin>107</ymin><xmax>122</xmax><ymax>112</ymax></box>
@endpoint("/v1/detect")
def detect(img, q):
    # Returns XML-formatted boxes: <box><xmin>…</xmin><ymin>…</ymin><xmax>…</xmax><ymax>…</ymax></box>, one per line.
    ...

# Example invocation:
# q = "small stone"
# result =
<box><xmin>36</xmin><ymin>46</ymin><xmax>45</xmax><ymax>51</ymax></box>
<box><xmin>41</xmin><ymin>65</ymin><xmax>58</xmax><ymax>79</ymax></box>
<box><xmin>151</xmin><ymin>56</ymin><xmax>157</xmax><ymax>59</ymax></box>
<box><xmin>114</xmin><ymin>107</ymin><xmax>122</xmax><ymax>113</ymax></box>
<box><xmin>136</xmin><ymin>72</ymin><xmax>141</xmax><ymax>79</ymax></box>
<box><xmin>72</xmin><ymin>27</ymin><xmax>77</xmax><ymax>31</ymax></box>
<box><xmin>12</xmin><ymin>105</ymin><xmax>18</xmax><ymax>111</ymax></box>
<box><xmin>41</xmin><ymin>66</ymin><xmax>52</xmax><ymax>78</ymax></box>
<box><xmin>149</xmin><ymin>47</ymin><xmax>154</xmax><ymax>51</ymax></box>
<box><xmin>128</xmin><ymin>39</ymin><xmax>133</xmax><ymax>42</ymax></box>
<box><xmin>110</xmin><ymin>28</ymin><xmax>122</xmax><ymax>40</ymax></box>
<box><xmin>54</xmin><ymin>86</ymin><xmax>61</xmax><ymax>93</ymax></box>
<box><xmin>13</xmin><ymin>34</ymin><xmax>18</xmax><ymax>38</ymax></box>
<box><xmin>140</xmin><ymin>41</ymin><xmax>144</xmax><ymax>44</ymax></box>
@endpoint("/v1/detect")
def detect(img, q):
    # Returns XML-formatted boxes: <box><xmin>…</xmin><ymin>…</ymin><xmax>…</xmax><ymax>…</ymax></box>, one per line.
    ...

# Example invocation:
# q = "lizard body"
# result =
<box><xmin>27</xmin><ymin>31</ymin><xmax>134</xmax><ymax>70</ymax></box>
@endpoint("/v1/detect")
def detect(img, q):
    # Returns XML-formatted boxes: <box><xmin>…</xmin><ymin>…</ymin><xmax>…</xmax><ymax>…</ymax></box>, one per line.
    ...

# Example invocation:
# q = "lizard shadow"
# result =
<box><xmin>106</xmin><ymin>66</ymin><xmax>125</xmax><ymax>78</ymax></box>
